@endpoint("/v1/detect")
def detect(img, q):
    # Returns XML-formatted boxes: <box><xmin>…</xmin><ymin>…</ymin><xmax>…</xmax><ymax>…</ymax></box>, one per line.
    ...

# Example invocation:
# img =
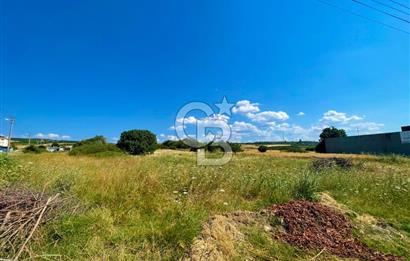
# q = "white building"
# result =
<box><xmin>0</xmin><ymin>136</ymin><xmax>9</xmax><ymax>148</ymax></box>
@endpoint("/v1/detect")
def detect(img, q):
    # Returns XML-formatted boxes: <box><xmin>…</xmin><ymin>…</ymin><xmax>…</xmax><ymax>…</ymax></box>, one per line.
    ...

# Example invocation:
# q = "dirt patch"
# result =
<box><xmin>186</xmin><ymin>211</ymin><xmax>267</xmax><ymax>261</ymax></box>
<box><xmin>271</xmin><ymin>200</ymin><xmax>401</xmax><ymax>261</ymax></box>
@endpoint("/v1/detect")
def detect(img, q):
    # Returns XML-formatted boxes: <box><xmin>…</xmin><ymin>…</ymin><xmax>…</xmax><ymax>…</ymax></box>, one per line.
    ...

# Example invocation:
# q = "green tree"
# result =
<box><xmin>117</xmin><ymin>130</ymin><xmax>157</xmax><ymax>155</ymax></box>
<box><xmin>258</xmin><ymin>145</ymin><xmax>268</xmax><ymax>153</ymax></box>
<box><xmin>319</xmin><ymin>127</ymin><xmax>347</xmax><ymax>140</ymax></box>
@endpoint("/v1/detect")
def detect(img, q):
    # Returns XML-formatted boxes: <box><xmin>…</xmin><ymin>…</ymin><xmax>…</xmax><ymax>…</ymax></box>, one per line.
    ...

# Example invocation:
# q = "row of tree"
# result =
<box><xmin>70</xmin><ymin>126</ymin><xmax>346</xmax><ymax>156</ymax></box>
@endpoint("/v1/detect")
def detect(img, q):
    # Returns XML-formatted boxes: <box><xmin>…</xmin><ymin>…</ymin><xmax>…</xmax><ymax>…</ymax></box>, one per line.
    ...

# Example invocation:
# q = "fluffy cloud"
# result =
<box><xmin>349</xmin><ymin>122</ymin><xmax>384</xmax><ymax>133</ymax></box>
<box><xmin>297</xmin><ymin>112</ymin><xmax>305</xmax><ymax>116</ymax></box>
<box><xmin>247</xmin><ymin>111</ymin><xmax>289</xmax><ymax>122</ymax></box>
<box><xmin>167</xmin><ymin>135</ymin><xmax>178</xmax><ymax>141</ymax></box>
<box><xmin>35</xmin><ymin>133</ymin><xmax>71</xmax><ymax>140</ymax></box>
<box><xmin>232</xmin><ymin>100</ymin><xmax>260</xmax><ymax>114</ymax></box>
<box><xmin>321</xmin><ymin>110</ymin><xmax>362</xmax><ymax>123</ymax></box>
<box><xmin>230</xmin><ymin>121</ymin><xmax>260</xmax><ymax>132</ymax></box>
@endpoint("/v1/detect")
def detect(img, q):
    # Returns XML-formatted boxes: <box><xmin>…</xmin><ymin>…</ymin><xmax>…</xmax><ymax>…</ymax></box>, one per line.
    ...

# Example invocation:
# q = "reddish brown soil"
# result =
<box><xmin>271</xmin><ymin>200</ymin><xmax>402</xmax><ymax>261</ymax></box>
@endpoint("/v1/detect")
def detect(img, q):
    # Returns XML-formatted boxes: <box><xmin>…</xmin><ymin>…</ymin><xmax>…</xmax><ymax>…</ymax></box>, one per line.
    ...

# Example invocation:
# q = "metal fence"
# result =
<box><xmin>325</xmin><ymin>132</ymin><xmax>410</xmax><ymax>156</ymax></box>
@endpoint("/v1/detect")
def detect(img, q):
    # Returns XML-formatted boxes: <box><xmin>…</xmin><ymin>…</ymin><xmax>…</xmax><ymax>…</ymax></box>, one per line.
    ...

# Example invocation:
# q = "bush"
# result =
<box><xmin>74</xmin><ymin>136</ymin><xmax>106</xmax><ymax>147</ymax></box>
<box><xmin>23</xmin><ymin>145</ymin><xmax>46</xmax><ymax>154</ymax></box>
<box><xmin>161</xmin><ymin>140</ymin><xmax>190</xmax><ymax>150</ymax></box>
<box><xmin>229</xmin><ymin>143</ymin><xmax>243</xmax><ymax>153</ymax></box>
<box><xmin>293</xmin><ymin>173</ymin><xmax>318</xmax><ymax>201</ymax></box>
<box><xmin>69</xmin><ymin>143</ymin><xmax>124</xmax><ymax>156</ymax></box>
<box><xmin>117</xmin><ymin>130</ymin><xmax>157</xmax><ymax>155</ymax></box>
<box><xmin>258</xmin><ymin>145</ymin><xmax>268</xmax><ymax>153</ymax></box>
<box><xmin>51</xmin><ymin>142</ymin><xmax>60</xmax><ymax>147</ymax></box>
<box><xmin>305</xmin><ymin>146</ymin><xmax>315</xmax><ymax>152</ymax></box>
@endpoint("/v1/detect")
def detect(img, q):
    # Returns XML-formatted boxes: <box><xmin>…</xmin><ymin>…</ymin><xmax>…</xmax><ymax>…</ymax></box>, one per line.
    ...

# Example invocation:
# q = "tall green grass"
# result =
<box><xmin>2</xmin><ymin>153</ymin><xmax>409</xmax><ymax>260</ymax></box>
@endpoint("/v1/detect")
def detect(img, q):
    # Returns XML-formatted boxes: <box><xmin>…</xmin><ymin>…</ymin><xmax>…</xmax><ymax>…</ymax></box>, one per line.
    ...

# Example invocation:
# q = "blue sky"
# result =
<box><xmin>1</xmin><ymin>0</ymin><xmax>409</xmax><ymax>142</ymax></box>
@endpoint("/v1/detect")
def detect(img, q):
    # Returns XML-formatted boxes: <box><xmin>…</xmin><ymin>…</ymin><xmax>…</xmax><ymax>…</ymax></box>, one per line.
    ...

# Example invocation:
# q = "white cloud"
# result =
<box><xmin>297</xmin><ymin>112</ymin><xmax>305</xmax><ymax>116</ymax></box>
<box><xmin>35</xmin><ymin>133</ymin><xmax>45</xmax><ymax>138</ymax></box>
<box><xmin>349</xmin><ymin>122</ymin><xmax>384</xmax><ymax>132</ymax></box>
<box><xmin>247</xmin><ymin>111</ymin><xmax>289</xmax><ymax>122</ymax></box>
<box><xmin>232</xmin><ymin>100</ymin><xmax>260</xmax><ymax>114</ymax></box>
<box><xmin>176</xmin><ymin>116</ymin><xmax>198</xmax><ymax>124</ymax></box>
<box><xmin>321</xmin><ymin>110</ymin><xmax>362</xmax><ymax>123</ymax></box>
<box><xmin>35</xmin><ymin>133</ymin><xmax>72</xmax><ymax>140</ymax></box>
<box><xmin>167</xmin><ymin>135</ymin><xmax>178</xmax><ymax>141</ymax></box>
<box><xmin>47</xmin><ymin>133</ymin><xmax>60</xmax><ymax>139</ymax></box>
<box><xmin>230</xmin><ymin>121</ymin><xmax>260</xmax><ymax>132</ymax></box>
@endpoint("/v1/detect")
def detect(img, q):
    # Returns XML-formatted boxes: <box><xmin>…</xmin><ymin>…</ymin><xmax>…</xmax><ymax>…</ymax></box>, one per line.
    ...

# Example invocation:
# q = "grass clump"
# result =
<box><xmin>69</xmin><ymin>143</ymin><xmax>124</xmax><ymax>157</ymax></box>
<box><xmin>376</xmin><ymin>154</ymin><xmax>408</xmax><ymax>164</ymax></box>
<box><xmin>23</xmin><ymin>145</ymin><xmax>47</xmax><ymax>154</ymax></box>
<box><xmin>292</xmin><ymin>172</ymin><xmax>318</xmax><ymax>201</ymax></box>
<box><xmin>0</xmin><ymin>154</ymin><xmax>23</xmax><ymax>186</ymax></box>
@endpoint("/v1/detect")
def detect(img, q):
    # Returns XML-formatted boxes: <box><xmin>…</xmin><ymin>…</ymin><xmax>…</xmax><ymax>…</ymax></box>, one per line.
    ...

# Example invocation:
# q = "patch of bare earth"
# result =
<box><xmin>187</xmin><ymin>195</ymin><xmax>405</xmax><ymax>260</ymax></box>
<box><xmin>185</xmin><ymin>211</ymin><xmax>267</xmax><ymax>261</ymax></box>
<box><xmin>271</xmin><ymin>200</ymin><xmax>402</xmax><ymax>261</ymax></box>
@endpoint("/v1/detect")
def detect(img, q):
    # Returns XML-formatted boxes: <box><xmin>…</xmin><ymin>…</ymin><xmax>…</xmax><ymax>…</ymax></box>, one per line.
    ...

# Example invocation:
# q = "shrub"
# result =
<box><xmin>161</xmin><ymin>140</ymin><xmax>190</xmax><ymax>150</ymax></box>
<box><xmin>117</xmin><ymin>130</ymin><xmax>157</xmax><ymax>155</ymax></box>
<box><xmin>229</xmin><ymin>143</ymin><xmax>243</xmax><ymax>153</ymax></box>
<box><xmin>305</xmin><ymin>146</ymin><xmax>315</xmax><ymax>152</ymax></box>
<box><xmin>293</xmin><ymin>173</ymin><xmax>318</xmax><ymax>201</ymax></box>
<box><xmin>74</xmin><ymin>135</ymin><xmax>106</xmax><ymax>147</ymax></box>
<box><xmin>23</xmin><ymin>145</ymin><xmax>46</xmax><ymax>154</ymax></box>
<box><xmin>69</xmin><ymin>143</ymin><xmax>123</xmax><ymax>156</ymax></box>
<box><xmin>258</xmin><ymin>145</ymin><xmax>268</xmax><ymax>153</ymax></box>
<box><xmin>51</xmin><ymin>142</ymin><xmax>60</xmax><ymax>147</ymax></box>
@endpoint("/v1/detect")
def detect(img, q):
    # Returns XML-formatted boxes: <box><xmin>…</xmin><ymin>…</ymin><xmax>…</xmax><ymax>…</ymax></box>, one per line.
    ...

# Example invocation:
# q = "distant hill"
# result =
<box><xmin>11</xmin><ymin>138</ymin><xmax>77</xmax><ymax>145</ymax></box>
<box><xmin>244</xmin><ymin>141</ymin><xmax>318</xmax><ymax>146</ymax></box>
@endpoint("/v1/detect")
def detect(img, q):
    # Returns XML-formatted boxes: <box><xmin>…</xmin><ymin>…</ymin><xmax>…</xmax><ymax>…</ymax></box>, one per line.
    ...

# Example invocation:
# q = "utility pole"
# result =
<box><xmin>6</xmin><ymin>117</ymin><xmax>15</xmax><ymax>154</ymax></box>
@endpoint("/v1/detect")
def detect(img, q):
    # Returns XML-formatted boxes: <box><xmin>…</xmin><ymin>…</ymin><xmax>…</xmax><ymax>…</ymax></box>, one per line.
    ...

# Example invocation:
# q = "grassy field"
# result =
<box><xmin>1</xmin><ymin>151</ymin><xmax>409</xmax><ymax>260</ymax></box>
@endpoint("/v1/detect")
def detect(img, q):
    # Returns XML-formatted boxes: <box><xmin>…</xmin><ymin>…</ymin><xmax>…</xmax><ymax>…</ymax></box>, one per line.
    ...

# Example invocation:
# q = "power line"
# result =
<box><xmin>316</xmin><ymin>0</ymin><xmax>410</xmax><ymax>34</ymax></box>
<box><xmin>5</xmin><ymin>117</ymin><xmax>15</xmax><ymax>154</ymax></box>
<box><xmin>388</xmin><ymin>0</ymin><xmax>410</xmax><ymax>10</ymax></box>
<box><xmin>352</xmin><ymin>0</ymin><xmax>410</xmax><ymax>23</ymax></box>
<box><xmin>370</xmin><ymin>0</ymin><xmax>410</xmax><ymax>15</ymax></box>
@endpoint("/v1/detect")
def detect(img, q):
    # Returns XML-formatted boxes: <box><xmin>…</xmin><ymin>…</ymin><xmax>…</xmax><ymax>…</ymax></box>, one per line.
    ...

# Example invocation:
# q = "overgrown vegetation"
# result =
<box><xmin>69</xmin><ymin>143</ymin><xmax>124</xmax><ymax>157</ymax></box>
<box><xmin>258</xmin><ymin>145</ymin><xmax>268</xmax><ymax>152</ymax></box>
<box><xmin>23</xmin><ymin>145</ymin><xmax>47</xmax><ymax>154</ymax></box>
<box><xmin>69</xmin><ymin>136</ymin><xmax>124</xmax><ymax>156</ymax></box>
<box><xmin>117</xmin><ymin>129</ymin><xmax>157</xmax><ymax>155</ymax></box>
<box><xmin>292</xmin><ymin>172</ymin><xmax>318</xmax><ymax>201</ymax></box>
<box><xmin>1</xmin><ymin>152</ymin><xmax>408</xmax><ymax>259</ymax></box>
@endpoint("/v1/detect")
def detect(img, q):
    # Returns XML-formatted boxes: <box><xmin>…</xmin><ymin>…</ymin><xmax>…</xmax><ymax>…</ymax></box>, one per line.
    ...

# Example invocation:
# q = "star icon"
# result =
<box><xmin>215</xmin><ymin>96</ymin><xmax>234</xmax><ymax>116</ymax></box>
